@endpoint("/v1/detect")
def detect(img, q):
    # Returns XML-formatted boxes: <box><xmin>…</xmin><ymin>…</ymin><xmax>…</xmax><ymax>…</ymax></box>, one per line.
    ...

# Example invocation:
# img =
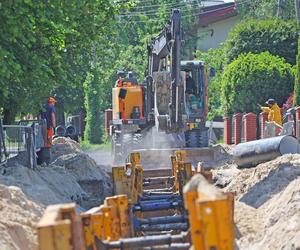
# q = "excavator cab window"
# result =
<box><xmin>182</xmin><ymin>63</ymin><xmax>206</xmax><ymax>117</ymax></box>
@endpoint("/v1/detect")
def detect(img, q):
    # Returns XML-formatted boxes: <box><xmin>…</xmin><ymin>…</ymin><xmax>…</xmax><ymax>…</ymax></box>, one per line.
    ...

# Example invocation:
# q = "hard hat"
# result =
<box><xmin>117</xmin><ymin>70</ymin><xmax>125</xmax><ymax>76</ymax></box>
<box><xmin>48</xmin><ymin>97</ymin><xmax>57</xmax><ymax>103</ymax></box>
<box><xmin>266</xmin><ymin>98</ymin><xmax>275</xmax><ymax>105</ymax></box>
<box><xmin>128</xmin><ymin>71</ymin><xmax>133</xmax><ymax>78</ymax></box>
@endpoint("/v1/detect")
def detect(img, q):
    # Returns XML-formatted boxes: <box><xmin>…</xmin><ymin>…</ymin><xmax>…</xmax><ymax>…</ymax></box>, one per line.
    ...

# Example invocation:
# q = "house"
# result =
<box><xmin>188</xmin><ymin>0</ymin><xmax>240</xmax><ymax>53</ymax></box>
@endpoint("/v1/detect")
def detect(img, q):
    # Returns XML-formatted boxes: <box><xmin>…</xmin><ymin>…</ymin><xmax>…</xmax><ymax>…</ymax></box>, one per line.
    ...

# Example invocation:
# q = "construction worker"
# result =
<box><xmin>41</xmin><ymin>97</ymin><xmax>57</xmax><ymax>148</ymax></box>
<box><xmin>259</xmin><ymin>98</ymin><xmax>282</xmax><ymax>126</ymax></box>
<box><xmin>185</xmin><ymin>71</ymin><xmax>197</xmax><ymax>94</ymax></box>
<box><xmin>127</xmin><ymin>71</ymin><xmax>138</xmax><ymax>85</ymax></box>
<box><xmin>115</xmin><ymin>70</ymin><xmax>125</xmax><ymax>87</ymax></box>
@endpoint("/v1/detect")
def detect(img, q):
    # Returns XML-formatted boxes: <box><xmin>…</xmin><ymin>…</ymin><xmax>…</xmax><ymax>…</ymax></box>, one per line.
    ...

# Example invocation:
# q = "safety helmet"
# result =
<box><xmin>265</xmin><ymin>98</ymin><xmax>275</xmax><ymax>105</ymax></box>
<box><xmin>117</xmin><ymin>70</ymin><xmax>125</xmax><ymax>78</ymax></box>
<box><xmin>128</xmin><ymin>71</ymin><xmax>133</xmax><ymax>78</ymax></box>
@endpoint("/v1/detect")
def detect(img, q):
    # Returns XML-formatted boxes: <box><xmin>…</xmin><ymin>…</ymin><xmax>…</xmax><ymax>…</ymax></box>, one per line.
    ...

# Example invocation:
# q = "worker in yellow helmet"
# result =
<box><xmin>258</xmin><ymin>98</ymin><xmax>282</xmax><ymax>126</ymax></box>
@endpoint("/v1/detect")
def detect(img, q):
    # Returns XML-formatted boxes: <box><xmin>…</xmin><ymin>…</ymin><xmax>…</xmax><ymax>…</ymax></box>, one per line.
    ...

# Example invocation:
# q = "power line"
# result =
<box><xmin>119</xmin><ymin>6</ymin><xmax>185</xmax><ymax>17</ymax></box>
<box><xmin>118</xmin><ymin>0</ymin><xmax>249</xmax><ymax>18</ymax></box>
<box><xmin>117</xmin><ymin>10</ymin><xmax>208</xmax><ymax>24</ymax></box>
<box><xmin>117</xmin><ymin>4</ymin><xmax>239</xmax><ymax>23</ymax></box>
<box><xmin>115</xmin><ymin>0</ymin><xmax>186</xmax><ymax>8</ymax></box>
<box><xmin>116</xmin><ymin>0</ymin><xmax>252</xmax><ymax>24</ymax></box>
<box><xmin>118</xmin><ymin>3</ymin><xmax>205</xmax><ymax>19</ymax></box>
<box><xmin>118</xmin><ymin>2</ymin><xmax>195</xmax><ymax>16</ymax></box>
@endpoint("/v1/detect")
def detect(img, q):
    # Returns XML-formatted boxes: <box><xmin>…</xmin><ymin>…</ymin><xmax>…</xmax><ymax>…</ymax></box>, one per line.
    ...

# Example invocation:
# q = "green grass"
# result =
<box><xmin>80</xmin><ymin>139</ymin><xmax>111</xmax><ymax>151</ymax></box>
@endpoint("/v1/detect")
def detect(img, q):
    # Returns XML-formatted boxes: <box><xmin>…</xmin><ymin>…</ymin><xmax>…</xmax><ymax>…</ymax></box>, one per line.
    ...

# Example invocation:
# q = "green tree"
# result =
<box><xmin>221</xmin><ymin>52</ymin><xmax>294</xmax><ymax>115</ymax></box>
<box><xmin>294</xmin><ymin>37</ymin><xmax>300</xmax><ymax>105</ymax></box>
<box><xmin>236</xmin><ymin>0</ymin><xmax>295</xmax><ymax>19</ymax></box>
<box><xmin>83</xmin><ymin>68</ymin><xmax>103</xmax><ymax>144</ymax></box>
<box><xmin>225</xmin><ymin>19</ymin><xmax>298</xmax><ymax>65</ymax></box>
<box><xmin>0</xmin><ymin>0</ymin><xmax>122</xmax><ymax>123</ymax></box>
<box><xmin>195</xmin><ymin>46</ymin><xmax>225</xmax><ymax>120</ymax></box>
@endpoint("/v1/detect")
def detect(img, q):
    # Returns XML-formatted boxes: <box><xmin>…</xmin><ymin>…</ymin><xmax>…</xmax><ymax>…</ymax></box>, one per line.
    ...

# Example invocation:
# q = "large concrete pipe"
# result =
<box><xmin>233</xmin><ymin>135</ymin><xmax>300</xmax><ymax>168</ymax></box>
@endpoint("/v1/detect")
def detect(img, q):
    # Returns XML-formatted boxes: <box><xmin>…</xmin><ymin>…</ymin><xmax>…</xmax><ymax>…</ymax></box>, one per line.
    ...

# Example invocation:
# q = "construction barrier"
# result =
<box><xmin>37</xmin><ymin>203</ymin><xmax>85</xmax><ymax>250</ymax></box>
<box><xmin>183</xmin><ymin>175</ymin><xmax>234</xmax><ymax>250</ymax></box>
<box><xmin>37</xmin><ymin>151</ymin><xmax>234</xmax><ymax>250</ymax></box>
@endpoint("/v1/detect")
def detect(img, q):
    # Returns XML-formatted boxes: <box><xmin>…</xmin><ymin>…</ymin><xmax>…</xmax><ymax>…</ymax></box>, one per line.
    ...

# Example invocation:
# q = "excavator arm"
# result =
<box><xmin>145</xmin><ymin>9</ymin><xmax>183</xmax><ymax>131</ymax></box>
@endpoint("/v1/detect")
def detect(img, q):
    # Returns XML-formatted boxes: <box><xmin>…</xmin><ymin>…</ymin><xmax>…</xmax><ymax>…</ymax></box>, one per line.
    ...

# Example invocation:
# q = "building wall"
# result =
<box><xmin>196</xmin><ymin>15</ymin><xmax>240</xmax><ymax>51</ymax></box>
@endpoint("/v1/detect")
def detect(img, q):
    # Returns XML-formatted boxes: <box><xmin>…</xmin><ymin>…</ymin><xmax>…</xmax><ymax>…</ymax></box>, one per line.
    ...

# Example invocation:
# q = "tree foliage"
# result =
<box><xmin>83</xmin><ymin>69</ymin><xmax>103</xmax><ymax>144</ymax></box>
<box><xmin>221</xmin><ymin>52</ymin><xmax>294</xmax><ymax>115</ymax></box>
<box><xmin>294</xmin><ymin>37</ymin><xmax>300</xmax><ymax>106</ymax></box>
<box><xmin>225</xmin><ymin>19</ymin><xmax>298</xmax><ymax>65</ymax></box>
<box><xmin>195</xmin><ymin>46</ymin><xmax>225</xmax><ymax>120</ymax></box>
<box><xmin>0</xmin><ymin>0</ymin><xmax>120</xmax><ymax>123</ymax></box>
<box><xmin>236</xmin><ymin>0</ymin><xmax>295</xmax><ymax>20</ymax></box>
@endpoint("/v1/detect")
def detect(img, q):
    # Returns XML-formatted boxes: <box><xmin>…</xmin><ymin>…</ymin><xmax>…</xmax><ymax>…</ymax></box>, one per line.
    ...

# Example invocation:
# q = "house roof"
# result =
<box><xmin>198</xmin><ymin>0</ymin><xmax>237</xmax><ymax>27</ymax></box>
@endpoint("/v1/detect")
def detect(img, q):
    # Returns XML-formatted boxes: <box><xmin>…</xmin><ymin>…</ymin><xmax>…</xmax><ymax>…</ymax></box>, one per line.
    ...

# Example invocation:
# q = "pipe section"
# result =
<box><xmin>233</xmin><ymin>135</ymin><xmax>300</xmax><ymax>167</ymax></box>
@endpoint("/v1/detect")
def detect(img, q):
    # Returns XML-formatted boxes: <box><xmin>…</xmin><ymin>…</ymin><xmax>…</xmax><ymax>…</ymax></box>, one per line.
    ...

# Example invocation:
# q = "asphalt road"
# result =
<box><xmin>86</xmin><ymin>149</ymin><xmax>113</xmax><ymax>173</ymax></box>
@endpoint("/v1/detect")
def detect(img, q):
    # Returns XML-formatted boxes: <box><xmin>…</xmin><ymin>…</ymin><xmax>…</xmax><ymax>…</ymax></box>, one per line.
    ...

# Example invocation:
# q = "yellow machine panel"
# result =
<box><xmin>112</xmin><ymin>85</ymin><xmax>143</xmax><ymax>120</ymax></box>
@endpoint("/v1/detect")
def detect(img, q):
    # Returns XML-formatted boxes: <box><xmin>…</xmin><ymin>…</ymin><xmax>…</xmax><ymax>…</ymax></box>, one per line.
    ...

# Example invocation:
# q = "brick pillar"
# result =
<box><xmin>233</xmin><ymin>113</ymin><xmax>243</xmax><ymax>145</ymax></box>
<box><xmin>296</xmin><ymin>107</ymin><xmax>300</xmax><ymax>120</ymax></box>
<box><xmin>104</xmin><ymin>109</ymin><xmax>113</xmax><ymax>136</ymax></box>
<box><xmin>244</xmin><ymin>113</ymin><xmax>257</xmax><ymax>142</ymax></box>
<box><xmin>260</xmin><ymin>112</ymin><xmax>268</xmax><ymax>139</ymax></box>
<box><xmin>224</xmin><ymin>117</ymin><xmax>232</xmax><ymax>144</ymax></box>
<box><xmin>295</xmin><ymin>107</ymin><xmax>300</xmax><ymax>141</ymax></box>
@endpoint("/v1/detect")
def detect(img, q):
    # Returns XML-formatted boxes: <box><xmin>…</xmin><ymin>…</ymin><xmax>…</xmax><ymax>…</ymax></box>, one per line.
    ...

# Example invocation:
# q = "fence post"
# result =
<box><xmin>233</xmin><ymin>113</ymin><xmax>243</xmax><ymax>145</ymax></box>
<box><xmin>104</xmin><ymin>109</ymin><xmax>112</xmax><ymax>136</ymax></box>
<box><xmin>259</xmin><ymin>112</ymin><xmax>268</xmax><ymax>139</ymax></box>
<box><xmin>223</xmin><ymin>116</ymin><xmax>232</xmax><ymax>145</ymax></box>
<box><xmin>31</xmin><ymin>124</ymin><xmax>37</xmax><ymax>169</ymax></box>
<box><xmin>295</xmin><ymin>107</ymin><xmax>300</xmax><ymax>141</ymax></box>
<box><xmin>244</xmin><ymin>113</ymin><xmax>257</xmax><ymax>142</ymax></box>
<box><xmin>0</xmin><ymin>119</ymin><xmax>3</xmax><ymax>164</ymax></box>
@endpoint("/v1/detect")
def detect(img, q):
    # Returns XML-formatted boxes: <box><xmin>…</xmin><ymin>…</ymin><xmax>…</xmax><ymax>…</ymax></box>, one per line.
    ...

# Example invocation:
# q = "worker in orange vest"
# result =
<box><xmin>259</xmin><ymin>98</ymin><xmax>282</xmax><ymax>126</ymax></box>
<box><xmin>40</xmin><ymin>97</ymin><xmax>57</xmax><ymax>147</ymax></box>
<box><xmin>115</xmin><ymin>70</ymin><xmax>125</xmax><ymax>87</ymax></box>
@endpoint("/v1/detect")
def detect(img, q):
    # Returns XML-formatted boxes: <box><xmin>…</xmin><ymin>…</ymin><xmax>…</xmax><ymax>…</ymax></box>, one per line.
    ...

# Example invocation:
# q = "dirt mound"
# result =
<box><xmin>1</xmin><ymin>137</ymin><xmax>112</xmax><ymax>209</ymax></box>
<box><xmin>0</xmin><ymin>137</ymin><xmax>113</xmax><ymax>249</ymax></box>
<box><xmin>52</xmin><ymin>136</ymin><xmax>81</xmax><ymax>160</ymax></box>
<box><xmin>219</xmin><ymin>154</ymin><xmax>300</xmax><ymax>249</ymax></box>
<box><xmin>226</xmin><ymin>154</ymin><xmax>300</xmax><ymax>208</ymax></box>
<box><xmin>0</xmin><ymin>184</ymin><xmax>43</xmax><ymax>250</ymax></box>
<box><xmin>1</xmin><ymin>154</ymin><xmax>112</xmax><ymax>210</ymax></box>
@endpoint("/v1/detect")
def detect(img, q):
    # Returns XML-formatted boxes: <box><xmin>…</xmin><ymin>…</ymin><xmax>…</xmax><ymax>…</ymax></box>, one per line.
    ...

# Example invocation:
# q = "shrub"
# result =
<box><xmin>221</xmin><ymin>52</ymin><xmax>294</xmax><ymax>115</ymax></box>
<box><xmin>83</xmin><ymin>70</ymin><xmax>103</xmax><ymax>144</ymax></box>
<box><xmin>225</xmin><ymin>19</ymin><xmax>298</xmax><ymax>65</ymax></box>
<box><xmin>294</xmin><ymin>38</ymin><xmax>300</xmax><ymax>106</ymax></box>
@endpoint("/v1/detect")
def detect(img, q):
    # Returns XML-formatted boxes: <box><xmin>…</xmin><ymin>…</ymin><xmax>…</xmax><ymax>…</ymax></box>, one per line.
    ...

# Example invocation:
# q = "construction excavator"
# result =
<box><xmin>111</xmin><ymin>9</ymin><xmax>209</xmax><ymax>163</ymax></box>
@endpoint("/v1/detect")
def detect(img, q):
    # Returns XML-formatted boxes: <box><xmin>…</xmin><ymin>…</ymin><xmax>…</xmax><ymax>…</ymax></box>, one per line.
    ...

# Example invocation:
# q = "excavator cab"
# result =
<box><xmin>181</xmin><ymin>61</ymin><xmax>209</xmax><ymax>147</ymax></box>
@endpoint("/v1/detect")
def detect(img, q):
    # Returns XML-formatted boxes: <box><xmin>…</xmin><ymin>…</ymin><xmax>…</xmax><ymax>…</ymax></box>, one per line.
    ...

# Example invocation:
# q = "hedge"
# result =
<box><xmin>225</xmin><ymin>19</ymin><xmax>298</xmax><ymax>65</ymax></box>
<box><xmin>221</xmin><ymin>52</ymin><xmax>294</xmax><ymax>115</ymax></box>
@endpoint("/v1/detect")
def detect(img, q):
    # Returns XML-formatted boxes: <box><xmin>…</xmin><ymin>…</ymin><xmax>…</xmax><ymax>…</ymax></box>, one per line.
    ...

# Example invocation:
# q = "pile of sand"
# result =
<box><xmin>0</xmin><ymin>184</ymin><xmax>43</xmax><ymax>250</ymax></box>
<box><xmin>52</xmin><ymin>137</ymin><xmax>81</xmax><ymax>161</ymax></box>
<box><xmin>0</xmin><ymin>138</ymin><xmax>112</xmax><ymax>209</ymax></box>
<box><xmin>221</xmin><ymin>154</ymin><xmax>300</xmax><ymax>249</ymax></box>
<box><xmin>0</xmin><ymin>137</ymin><xmax>112</xmax><ymax>249</ymax></box>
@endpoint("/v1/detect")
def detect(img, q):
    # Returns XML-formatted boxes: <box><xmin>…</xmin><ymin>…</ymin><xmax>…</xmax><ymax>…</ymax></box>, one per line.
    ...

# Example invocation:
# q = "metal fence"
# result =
<box><xmin>67</xmin><ymin>115</ymin><xmax>82</xmax><ymax>136</ymax></box>
<box><xmin>0</xmin><ymin>120</ymin><xmax>8</xmax><ymax>166</ymax></box>
<box><xmin>1</xmin><ymin>120</ymin><xmax>46</xmax><ymax>168</ymax></box>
